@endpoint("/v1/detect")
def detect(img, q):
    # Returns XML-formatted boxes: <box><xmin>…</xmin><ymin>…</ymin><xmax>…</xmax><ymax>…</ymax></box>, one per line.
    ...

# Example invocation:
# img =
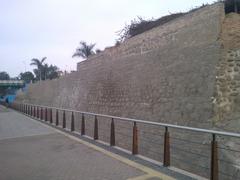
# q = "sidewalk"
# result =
<box><xmin>0</xmin><ymin>106</ymin><xmax>175</xmax><ymax>180</ymax></box>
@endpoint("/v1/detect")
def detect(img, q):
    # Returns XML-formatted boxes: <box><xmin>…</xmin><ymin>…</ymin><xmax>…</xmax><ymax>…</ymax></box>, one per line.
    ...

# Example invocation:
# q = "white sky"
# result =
<box><xmin>0</xmin><ymin>0</ymin><xmax>216</xmax><ymax>77</ymax></box>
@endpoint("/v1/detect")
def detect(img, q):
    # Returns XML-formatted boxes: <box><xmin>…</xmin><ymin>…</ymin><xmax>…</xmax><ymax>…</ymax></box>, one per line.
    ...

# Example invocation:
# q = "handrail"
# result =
<box><xmin>10</xmin><ymin>102</ymin><xmax>240</xmax><ymax>179</ymax></box>
<box><xmin>21</xmin><ymin>102</ymin><xmax>240</xmax><ymax>138</ymax></box>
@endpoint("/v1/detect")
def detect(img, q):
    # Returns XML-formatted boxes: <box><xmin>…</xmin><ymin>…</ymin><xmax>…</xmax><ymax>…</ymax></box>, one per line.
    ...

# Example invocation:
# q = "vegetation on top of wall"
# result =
<box><xmin>117</xmin><ymin>3</ymin><xmax>213</xmax><ymax>42</ymax></box>
<box><xmin>72</xmin><ymin>41</ymin><xmax>96</xmax><ymax>59</ymax></box>
<box><xmin>224</xmin><ymin>0</ymin><xmax>240</xmax><ymax>14</ymax></box>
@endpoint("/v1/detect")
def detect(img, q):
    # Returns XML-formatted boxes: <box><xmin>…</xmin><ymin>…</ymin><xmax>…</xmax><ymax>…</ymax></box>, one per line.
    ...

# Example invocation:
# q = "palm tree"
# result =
<box><xmin>30</xmin><ymin>57</ymin><xmax>47</xmax><ymax>81</ymax></box>
<box><xmin>72</xmin><ymin>41</ymin><xmax>95</xmax><ymax>59</ymax></box>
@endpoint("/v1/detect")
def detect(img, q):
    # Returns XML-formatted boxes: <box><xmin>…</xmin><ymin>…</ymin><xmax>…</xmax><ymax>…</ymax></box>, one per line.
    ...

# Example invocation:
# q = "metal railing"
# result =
<box><xmin>9</xmin><ymin>102</ymin><xmax>240</xmax><ymax>180</ymax></box>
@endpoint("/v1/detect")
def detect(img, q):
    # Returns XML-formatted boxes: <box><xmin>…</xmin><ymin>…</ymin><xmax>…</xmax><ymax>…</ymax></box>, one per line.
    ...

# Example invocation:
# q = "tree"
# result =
<box><xmin>0</xmin><ymin>71</ymin><xmax>10</xmax><ymax>96</ymax></box>
<box><xmin>95</xmin><ymin>49</ymin><xmax>102</xmax><ymax>54</ymax></box>
<box><xmin>30</xmin><ymin>57</ymin><xmax>47</xmax><ymax>81</ymax></box>
<box><xmin>0</xmin><ymin>71</ymin><xmax>10</xmax><ymax>80</ymax></box>
<box><xmin>72</xmin><ymin>41</ymin><xmax>95</xmax><ymax>59</ymax></box>
<box><xmin>45</xmin><ymin>64</ymin><xmax>59</xmax><ymax>80</ymax></box>
<box><xmin>19</xmin><ymin>71</ymin><xmax>34</xmax><ymax>83</ymax></box>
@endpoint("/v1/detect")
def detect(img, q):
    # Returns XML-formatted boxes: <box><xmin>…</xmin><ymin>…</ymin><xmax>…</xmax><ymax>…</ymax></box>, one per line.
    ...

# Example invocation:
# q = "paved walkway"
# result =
<box><xmin>0</xmin><ymin>106</ymin><xmax>178</xmax><ymax>180</ymax></box>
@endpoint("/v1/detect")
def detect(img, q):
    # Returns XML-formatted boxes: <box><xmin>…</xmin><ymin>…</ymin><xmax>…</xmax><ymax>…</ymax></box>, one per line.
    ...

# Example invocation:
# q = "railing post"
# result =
<box><xmin>110</xmin><ymin>118</ymin><xmax>115</xmax><ymax>146</ymax></box>
<box><xmin>37</xmin><ymin>106</ymin><xmax>40</xmax><ymax>119</ymax></box>
<box><xmin>41</xmin><ymin>107</ymin><xmax>43</xmax><ymax>120</ymax></box>
<box><xmin>45</xmin><ymin>108</ymin><xmax>48</xmax><ymax>121</ymax></box>
<box><xmin>36</xmin><ymin>106</ymin><xmax>38</xmax><ymax>118</ymax></box>
<box><xmin>34</xmin><ymin>106</ymin><xmax>36</xmax><ymax>117</ymax></box>
<box><xmin>30</xmin><ymin>105</ymin><xmax>33</xmax><ymax>116</ymax></box>
<box><xmin>94</xmin><ymin>115</ymin><xmax>98</xmax><ymax>140</ymax></box>
<box><xmin>81</xmin><ymin>113</ymin><xmax>85</xmax><ymax>135</ymax></box>
<box><xmin>163</xmin><ymin>127</ymin><xmax>170</xmax><ymax>167</ymax></box>
<box><xmin>132</xmin><ymin>122</ymin><xmax>138</xmax><ymax>155</ymax></box>
<box><xmin>211</xmin><ymin>134</ymin><xmax>219</xmax><ymax>180</ymax></box>
<box><xmin>62</xmin><ymin>110</ymin><xmax>66</xmax><ymax>129</ymax></box>
<box><xmin>71</xmin><ymin>112</ymin><xmax>75</xmax><ymax>132</ymax></box>
<box><xmin>56</xmin><ymin>109</ymin><xmax>59</xmax><ymax>126</ymax></box>
<box><xmin>50</xmin><ymin>108</ymin><xmax>53</xmax><ymax>123</ymax></box>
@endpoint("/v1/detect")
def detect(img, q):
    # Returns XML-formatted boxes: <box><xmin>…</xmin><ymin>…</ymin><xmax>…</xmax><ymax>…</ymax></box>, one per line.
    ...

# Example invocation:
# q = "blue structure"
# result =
<box><xmin>0</xmin><ymin>80</ymin><xmax>27</xmax><ymax>104</ymax></box>
<box><xmin>0</xmin><ymin>94</ymin><xmax>16</xmax><ymax>103</ymax></box>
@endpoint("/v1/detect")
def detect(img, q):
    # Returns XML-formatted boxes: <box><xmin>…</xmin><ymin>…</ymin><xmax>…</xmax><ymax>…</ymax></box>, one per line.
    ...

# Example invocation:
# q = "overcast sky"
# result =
<box><xmin>0</xmin><ymin>0</ymin><xmax>216</xmax><ymax>77</ymax></box>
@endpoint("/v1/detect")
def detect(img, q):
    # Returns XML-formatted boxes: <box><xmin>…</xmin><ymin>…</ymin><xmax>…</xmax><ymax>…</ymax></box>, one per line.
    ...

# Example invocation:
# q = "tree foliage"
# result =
<box><xmin>72</xmin><ymin>41</ymin><xmax>96</xmax><ymax>59</ymax></box>
<box><xmin>19</xmin><ymin>71</ymin><xmax>34</xmax><ymax>83</ymax></box>
<box><xmin>0</xmin><ymin>71</ymin><xmax>10</xmax><ymax>80</ymax></box>
<box><xmin>30</xmin><ymin>57</ymin><xmax>47</xmax><ymax>81</ymax></box>
<box><xmin>30</xmin><ymin>57</ymin><xmax>59</xmax><ymax>81</ymax></box>
<box><xmin>45</xmin><ymin>64</ymin><xmax>59</xmax><ymax>80</ymax></box>
<box><xmin>0</xmin><ymin>71</ymin><xmax>10</xmax><ymax>96</ymax></box>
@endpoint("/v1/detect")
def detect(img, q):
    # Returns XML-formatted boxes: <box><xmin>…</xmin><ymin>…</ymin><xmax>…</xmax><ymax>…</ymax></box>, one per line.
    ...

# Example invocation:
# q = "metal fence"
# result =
<box><xmin>9</xmin><ymin>102</ymin><xmax>240</xmax><ymax>180</ymax></box>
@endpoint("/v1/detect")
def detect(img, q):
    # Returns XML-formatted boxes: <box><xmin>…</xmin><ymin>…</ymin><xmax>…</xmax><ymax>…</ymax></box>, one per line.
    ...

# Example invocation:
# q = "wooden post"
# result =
<box><xmin>163</xmin><ymin>127</ymin><xmax>170</xmax><ymax>167</ymax></box>
<box><xmin>94</xmin><ymin>115</ymin><xmax>98</xmax><ymax>140</ymax></box>
<box><xmin>31</xmin><ymin>106</ymin><xmax>33</xmax><ymax>116</ymax></box>
<box><xmin>45</xmin><ymin>108</ymin><xmax>48</xmax><ymax>121</ymax></box>
<box><xmin>110</xmin><ymin>118</ymin><xmax>115</xmax><ymax>146</ymax></box>
<box><xmin>81</xmin><ymin>113</ymin><xmax>85</xmax><ymax>135</ymax></box>
<box><xmin>62</xmin><ymin>110</ymin><xmax>66</xmax><ymax>129</ymax></box>
<box><xmin>34</xmin><ymin>106</ymin><xmax>36</xmax><ymax>117</ymax></box>
<box><xmin>211</xmin><ymin>134</ymin><xmax>219</xmax><ymax>180</ymax></box>
<box><xmin>33</xmin><ymin>106</ymin><xmax>36</xmax><ymax>117</ymax></box>
<box><xmin>49</xmin><ymin>108</ymin><xmax>53</xmax><ymax>123</ymax></box>
<box><xmin>132</xmin><ymin>122</ymin><xmax>138</xmax><ymax>155</ymax></box>
<box><xmin>37</xmin><ymin>107</ymin><xmax>39</xmax><ymax>118</ymax></box>
<box><xmin>56</xmin><ymin>109</ymin><xmax>59</xmax><ymax>126</ymax></box>
<box><xmin>41</xmin><ymin>108</ymin><xmax>43</xmax><ymax>120</ymax></box>
<box><xmin>71</xmin><ymin>112</ymin><xmax>75</xmax><ymax>132</ymax></box>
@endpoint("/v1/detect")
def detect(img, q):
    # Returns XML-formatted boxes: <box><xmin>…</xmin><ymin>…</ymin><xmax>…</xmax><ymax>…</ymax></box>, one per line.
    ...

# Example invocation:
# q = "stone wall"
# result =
<box><xmin>16</xmin><ymin>3</ymin><xmax>234</xmax><ymax>178</ymax></box>
<box><xmin>17</xmin><ymin>3</ymin><xmax>224</xmax><ymax>129</ymax></box>
<box><xmin>214</xmin><ymin>13</ymin><xmax>240</xmax><ymax>122</ymax></box>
